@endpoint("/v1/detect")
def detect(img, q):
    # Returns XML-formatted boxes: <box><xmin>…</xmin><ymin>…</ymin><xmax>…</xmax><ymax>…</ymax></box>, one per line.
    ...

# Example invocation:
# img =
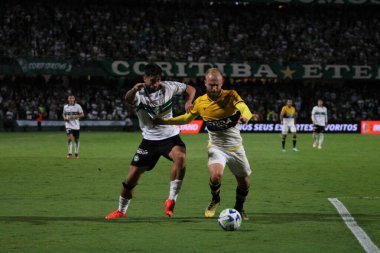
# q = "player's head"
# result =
<box><xmin>317</xmin><ymin>99</ymin><xmax>323</xmax><ymax>107</ymax></box>
<box><xmin>68</xmin><ymin>95</ymin><xmax>76</xmax><ymax>105</ymax></box>
<box><xmin>143</xmin><ymin>63</ymin><xmax>162</xmax><ymax>92</ymax></box>
<box><xmin>205</xmin><ymin>68</ymin><xmax>223</xmax><ymax>98</ymax></box>
<box><xmin>286</xmin><ymin>99</ymin><xmax>293</xmax><ymax>107</ymax></box>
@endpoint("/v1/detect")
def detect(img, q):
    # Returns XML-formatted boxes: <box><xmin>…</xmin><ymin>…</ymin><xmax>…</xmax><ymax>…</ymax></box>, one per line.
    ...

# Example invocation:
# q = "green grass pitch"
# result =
<box><xmin>0</xmin><ymin>132</ymin><xmax>379</xmax><ymax>252</ymax></box>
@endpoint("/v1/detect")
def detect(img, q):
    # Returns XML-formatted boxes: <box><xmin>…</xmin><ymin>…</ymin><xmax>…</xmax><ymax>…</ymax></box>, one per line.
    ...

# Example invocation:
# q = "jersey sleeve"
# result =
<box><xmin>231</xmin><ymin>90</ymin><xmax>244</xmax><ymax>106</ymax></box>
<box><xmin>166</xmin><ymin>81</ymin><xmax>187</xmax><ymax>96</ymax></box>
<box><xmin>190</xmin><ymin>97</ymin><xmax>200</xmax><ymax>115</ymax></box>
<box><xmin>78</xmin><ymin>104</ymin><xmax>84</xmax><ymax>113</ymax></box>
<box><xmin>133</xmin><ymin>92</ymin><xmax>141</xmax><ymax>106</ymax></box>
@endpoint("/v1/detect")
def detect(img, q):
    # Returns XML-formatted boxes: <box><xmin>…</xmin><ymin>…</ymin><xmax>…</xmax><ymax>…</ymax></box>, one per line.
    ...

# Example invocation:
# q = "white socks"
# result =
<box><xmin>75</xmin><ymin>141</ymin><xmax>80</xmax><ymax>154</ymax></box>
<box><xmin>68</xmin><ymin>141</ymin><xmax>72</xmax><ymax>154</ymax></box>
<box><xmin>312</xmin><ymin>133</ymin><xmax>317</xmax><ymax>142</ymax></box>
<box><xmin>169</xmin><ymin>179</ymin><xmax>183</xmax><ymax>201</ymax></box>
<box><xmin>118</xmin><ymin>196</ymin><xmax>131</xmax><ymax>214</ymax></box>
<box><xmin>319</xmin><ymin>133</ymin><xmax>324</xmax><ymax>146</ymax></box>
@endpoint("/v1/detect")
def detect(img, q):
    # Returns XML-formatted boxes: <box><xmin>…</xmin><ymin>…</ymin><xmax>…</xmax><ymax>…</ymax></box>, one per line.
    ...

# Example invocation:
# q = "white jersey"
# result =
<box><xmin>311</xmin><ymin>106</ymin><xmax>328</xmax><ymax>126</ymax></box>
<box><xmin>63</xmin><ymin>103</ymin><xmax>83</xmax><ymax>130</ymax></box>
<box><xmin>133</xmin><ymin>81</ymin><xmax>187</xmax><ymax>140</ymax></box>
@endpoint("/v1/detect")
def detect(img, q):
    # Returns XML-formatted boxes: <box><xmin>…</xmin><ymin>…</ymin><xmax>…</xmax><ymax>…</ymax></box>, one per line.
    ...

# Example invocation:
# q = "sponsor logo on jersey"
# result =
<box><xmin>205</xmin><ymin>112</ymin><xmax>241</xmax><ymax>131</ymax></box>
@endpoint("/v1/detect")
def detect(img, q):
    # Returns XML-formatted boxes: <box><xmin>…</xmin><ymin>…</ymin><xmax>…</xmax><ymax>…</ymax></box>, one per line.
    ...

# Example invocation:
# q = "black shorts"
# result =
<box><xmin>66</xmin><ymin>129</ymin><xmax>80</xmax><ymax>138</ymax></box>
<box><xmin>313</xmin><ymin>125</ymin><xmax>325</xmax><ymax>133</ymax></box>
<box><xmin>131</xmin><ymin>135</ymin><xmax>186</xmax><ymax>170</ymax></box>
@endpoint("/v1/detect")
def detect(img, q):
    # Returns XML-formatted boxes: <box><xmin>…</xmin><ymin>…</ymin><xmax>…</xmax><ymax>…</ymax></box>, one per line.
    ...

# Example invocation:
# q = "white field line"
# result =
<box><xmin>328</xmin><ymin>198</ymin><xmax>380</xmax><ymax>253</ymax></box>
<box><xmin>338</xmin><ymin>197</ymin><xmax>380</xmax><ymax>200</ymax></box>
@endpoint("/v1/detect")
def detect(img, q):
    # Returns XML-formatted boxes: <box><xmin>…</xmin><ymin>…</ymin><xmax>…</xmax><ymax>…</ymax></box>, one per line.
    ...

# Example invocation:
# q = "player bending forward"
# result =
<box><xmin>311</xmin><ymin>99</ymin><xmax>328</xmax><ymax>149</ymax></box>
<box><xmin>105</xmin><ymin>63</ymin><xmax>195</xmax><ymax>219</ymax></box>
<box><xmin>155</xmin><ymin>68</ymin><xmax>253</xmax><ymax>220</ymax></box>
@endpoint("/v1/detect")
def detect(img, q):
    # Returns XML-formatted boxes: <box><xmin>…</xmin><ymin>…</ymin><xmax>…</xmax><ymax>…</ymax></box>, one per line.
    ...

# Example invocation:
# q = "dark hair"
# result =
<box><xmin>144</xmin><ymin>63</ymin><xmax>162</xmax><ymax>77</ymax></box>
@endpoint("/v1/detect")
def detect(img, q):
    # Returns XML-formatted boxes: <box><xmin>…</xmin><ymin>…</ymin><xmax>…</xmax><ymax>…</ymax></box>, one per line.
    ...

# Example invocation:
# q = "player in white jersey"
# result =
<box><xmin>311</xmin><ymin>99</ymin><xmax>328</xmax><ymax>149</ymax></box>
<box><xmin>105</xmin><ymin>63</ymin><xmax>195</xmax><ymax>219</ymax></box>
<box><xmin>62</xmin><ymin>95</ymin><xmax>84</xmax><ymax>159</ymax></box>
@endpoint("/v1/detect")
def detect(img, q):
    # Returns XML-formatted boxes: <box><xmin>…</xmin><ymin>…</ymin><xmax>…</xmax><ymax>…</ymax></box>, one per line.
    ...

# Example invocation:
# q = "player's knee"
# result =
<box><xmin>173</xmin><ymin>151</ymin><xmax>186</xmax><ymax>165</ymax></box>
<box><xmin>210</xmin><ymin>171</ymin><xmax>223</xmax><ymax>182</ymax></box>
<box><xmin>122</xmin><ymin>181</ymin><xmax>137</xmax><ymax>191</ymax></box>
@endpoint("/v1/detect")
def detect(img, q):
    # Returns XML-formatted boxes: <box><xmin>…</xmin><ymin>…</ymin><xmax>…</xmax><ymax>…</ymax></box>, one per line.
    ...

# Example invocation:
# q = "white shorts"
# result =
<box><xmin>282</xmin><ymin>123</ymin><xmax>296</xmax><ymax>134</ymax></box>
<box><xmin>208</xmin><ymin>146</ymin><xmax>251</xmax><ymax>177</ymax></box>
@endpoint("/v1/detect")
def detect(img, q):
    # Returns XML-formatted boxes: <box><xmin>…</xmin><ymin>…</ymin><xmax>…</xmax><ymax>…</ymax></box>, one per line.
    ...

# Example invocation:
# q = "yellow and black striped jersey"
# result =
<box><xmin>190</xmin><ymin>89</ymin><xmax>245</xmax><ymax>150</ymax></box>
<box><xmin>190</xmin><ymin>90</ymin><xmax>243</xmax><ymax>131</ymax></box>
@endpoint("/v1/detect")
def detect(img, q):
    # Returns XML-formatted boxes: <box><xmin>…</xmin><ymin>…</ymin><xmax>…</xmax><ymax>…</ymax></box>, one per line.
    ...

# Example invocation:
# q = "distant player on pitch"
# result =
<box><xmin>155</xmin><ymin>68</ymin><xmax>253</xmax><ymax>220</ymax></box>
<box><xmin>280</xmin><ymin>99</ymin><xmax>299</xmax><ymax>152</ymax></box>
<box><xmin>311</xmin><ymin>99</ymin><xmax>328</xmax><ymax>149</ymax></box>
<box><xmin>63</xmin><ymin>95</ymin><xmax>84</xmax><ymax>158</ymax></box>
<box><xmin>105</xmin><ymin>63</ymin><xmax>196</xmax><ymax>219</ymax></box>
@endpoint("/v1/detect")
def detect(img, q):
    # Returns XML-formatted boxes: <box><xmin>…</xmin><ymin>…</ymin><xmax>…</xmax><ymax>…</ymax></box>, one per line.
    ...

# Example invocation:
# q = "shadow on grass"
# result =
<box><xmin>0</xmin><ymin>216</ymin><xmax>205</xmax><ymax>225</ymax></box>
<box><xmin>1</xmin><ymin>212</ymin><xmax>379</xmax><ymax>225</ymax></box>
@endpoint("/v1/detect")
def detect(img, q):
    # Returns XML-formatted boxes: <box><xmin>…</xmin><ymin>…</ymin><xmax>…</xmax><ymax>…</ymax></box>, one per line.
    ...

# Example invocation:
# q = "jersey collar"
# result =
<box><xmin>207</xmin><ymin>89</ymin><xmax>223</xmax><ymax>101</ymax></box>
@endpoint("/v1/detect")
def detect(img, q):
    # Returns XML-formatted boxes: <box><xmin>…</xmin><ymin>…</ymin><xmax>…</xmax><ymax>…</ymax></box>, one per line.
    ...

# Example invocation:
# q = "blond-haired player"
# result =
<box><xmin>280</xmin><ymin>99</ymin><xmax>298</xmax><ymax>152</ymax></box>
<box><xmin>155</xmin><ymin>68</ymin><xmax>253</xmax><ymax>220</ymax></box>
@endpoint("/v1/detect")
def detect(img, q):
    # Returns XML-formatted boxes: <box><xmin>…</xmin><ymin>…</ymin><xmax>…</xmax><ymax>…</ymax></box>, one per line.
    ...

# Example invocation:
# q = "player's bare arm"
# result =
<box><xmin>280</xmin><ymin>111</ymin><xmax>284</xmax><ymax>124</ymax></box>
<box><xmin>125</xmin><ymin>83</ymin><xmax>145</xmax><ymax>104</ymax></box>
<box><xmin>184</xmin><ymin>85</ymin><xmax>196</xmax><ymax>113</ymax></box>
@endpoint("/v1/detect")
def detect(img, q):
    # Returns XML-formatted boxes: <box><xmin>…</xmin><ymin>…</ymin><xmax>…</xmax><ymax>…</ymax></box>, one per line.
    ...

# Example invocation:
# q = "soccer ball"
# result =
<box><xmin>218</xmin><ymin>208</ymin><xmax>242</xmax><ymax>231</ymax></box>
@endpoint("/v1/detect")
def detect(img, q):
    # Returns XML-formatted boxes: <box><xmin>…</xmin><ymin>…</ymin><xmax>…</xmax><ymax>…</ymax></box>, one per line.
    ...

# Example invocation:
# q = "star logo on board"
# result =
<box><xmin>281</xmin><ymin>66</ymin><xmax>296</xmax><ymax>79</ymax></box>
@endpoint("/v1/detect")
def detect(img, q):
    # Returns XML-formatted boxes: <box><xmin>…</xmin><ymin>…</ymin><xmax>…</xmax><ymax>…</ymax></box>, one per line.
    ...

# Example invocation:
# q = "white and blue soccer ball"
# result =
<box><xmin>218</xmin><ymin>208</ymin><xmax>242</xmax><ymax>231</ymax></box>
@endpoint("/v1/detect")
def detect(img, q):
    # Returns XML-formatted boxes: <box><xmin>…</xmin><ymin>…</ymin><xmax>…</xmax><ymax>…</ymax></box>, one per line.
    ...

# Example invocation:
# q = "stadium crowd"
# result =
<box><xmin>0</xmin><ymin>1</ymin><xmax>379</xmax><ymax>64</ymax></box>
<box><xmin>1</xmin><ymin>76</ymin><xmax>379</xmax><ymax>130</ymax></box>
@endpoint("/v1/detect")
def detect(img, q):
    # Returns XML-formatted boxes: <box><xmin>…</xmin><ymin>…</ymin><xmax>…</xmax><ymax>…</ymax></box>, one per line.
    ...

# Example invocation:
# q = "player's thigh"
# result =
<box><xmin>227</xmin><ymin>147</ymin><xmax>252</xmax><ymax>178</ymax></box>
<box><xmin>316</xmin><ymin>125</ymin><xmax>325</xmax><ymax>133</ymax></box>
<box><xmin>281</xmin><ymin>124</ymin><xmax>289</xmax><ymax>135</ymax></box>
<box><xmin>208</xmin><ymin>147</ymin><xmax>227</xmax><ymax>167</ymax></box>
<box><xmin>72</xmin><ymin>130</ymin><xmax>80</xmax><ymax>140</ymax></box>
<box><xmin>289</xmin><ymin>124</ymin><xmax>297</xmax><ymax>133</ymax></box>
<box><xmin>130</xmin><ymin>140</ymin><xmax>160</xmax><ymax>171</ymax></box>
<box><xmin>162</xmin><ymin>135</ymin><xmax>186</xmax><ymax>161</ymax></box>
<box><xmin>66</xmin><ymin>129</ymin><xmax>73</xmax><ymax>140</ymax></box>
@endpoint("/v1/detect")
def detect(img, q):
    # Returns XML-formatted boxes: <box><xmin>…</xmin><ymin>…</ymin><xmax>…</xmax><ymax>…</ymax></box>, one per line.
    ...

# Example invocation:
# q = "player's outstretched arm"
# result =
<box><xmin>154</xmin><ymin>113</ymin><xmax>197</xmax><ymax>125</ymax></box>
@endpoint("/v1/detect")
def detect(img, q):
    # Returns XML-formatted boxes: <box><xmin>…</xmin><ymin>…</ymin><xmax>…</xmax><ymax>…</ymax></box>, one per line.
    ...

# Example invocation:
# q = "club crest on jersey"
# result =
<box><xmin>133</xmin><ymin>155</ymin><xmax>140</xmax><ymax>162</ymax></box>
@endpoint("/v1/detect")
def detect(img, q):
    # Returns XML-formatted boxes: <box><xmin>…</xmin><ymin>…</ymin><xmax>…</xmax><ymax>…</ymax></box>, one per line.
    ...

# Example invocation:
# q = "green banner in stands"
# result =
<box><xmin>100</xmin><ymin>60</ymin><xmax>380</xmax><ymax>80</ymax></box>
<box><xmin>17</xmin><ymin>57</ymin><xmax>73</xmax><ymax>75</ymax></box>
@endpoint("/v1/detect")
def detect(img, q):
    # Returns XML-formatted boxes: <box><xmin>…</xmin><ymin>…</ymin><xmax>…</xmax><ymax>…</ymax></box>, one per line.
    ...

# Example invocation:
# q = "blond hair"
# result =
<box><xmin>205</xmin><ymin>68</ymin><xmax>223</xmax><ymax>78</ymax></box>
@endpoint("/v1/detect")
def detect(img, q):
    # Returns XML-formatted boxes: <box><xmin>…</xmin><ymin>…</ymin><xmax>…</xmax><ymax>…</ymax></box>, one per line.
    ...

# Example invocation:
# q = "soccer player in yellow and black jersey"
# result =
<box><xmin>280</xmin><ymin>99</ymin><xmax>298</xmax><ymax>152</ymax></box>
<box><xmin>155</xmin><ymin>68</ymin><xmax>253</xmax><ymax>220</ymax></box>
